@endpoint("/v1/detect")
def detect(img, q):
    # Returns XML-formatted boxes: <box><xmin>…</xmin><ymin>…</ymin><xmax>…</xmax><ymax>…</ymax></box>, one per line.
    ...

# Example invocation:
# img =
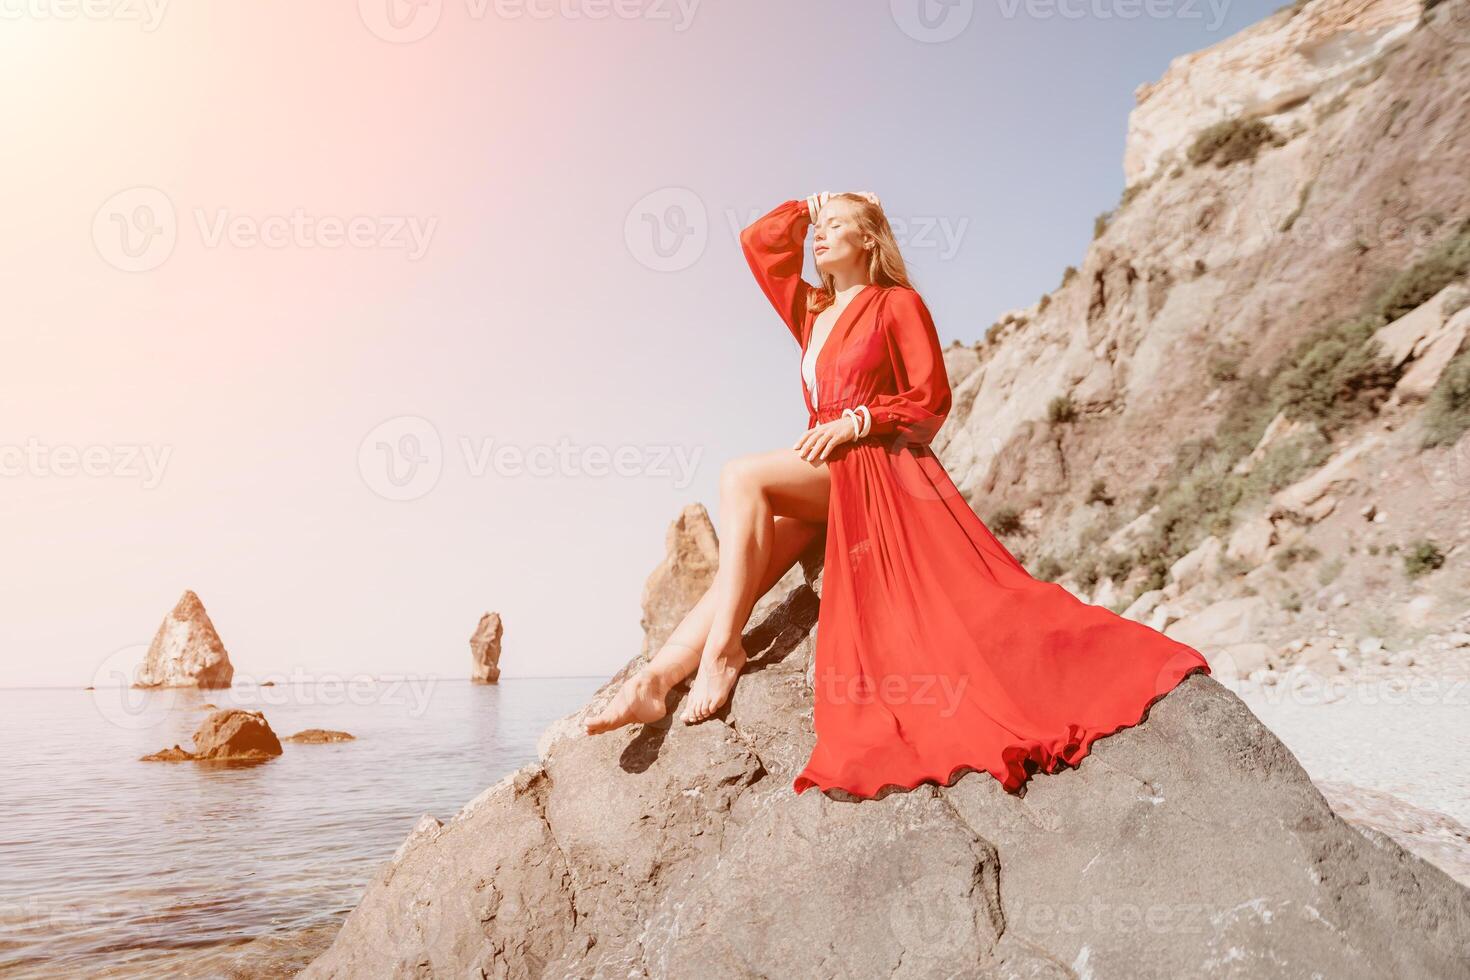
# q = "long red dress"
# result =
<box><xmin>739</xmin><ymin>198</ymin><xmax>1211</xmax><ymax>800</ymax></box>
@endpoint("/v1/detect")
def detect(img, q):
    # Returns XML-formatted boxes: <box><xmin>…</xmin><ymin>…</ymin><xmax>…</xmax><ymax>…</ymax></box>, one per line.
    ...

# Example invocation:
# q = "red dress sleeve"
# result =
<box><xmin>739</xmin><ymin>198</ymin><xmax>813</xmax><ymax>344</ymax></box>
<box><xmin>865</xmin><ymin>287</ymin><xmax>952</xmax><ymax>446</ymax></box>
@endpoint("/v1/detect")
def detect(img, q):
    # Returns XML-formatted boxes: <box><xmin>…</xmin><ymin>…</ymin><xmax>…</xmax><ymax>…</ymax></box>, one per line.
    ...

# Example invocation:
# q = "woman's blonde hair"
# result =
<box><xmin>808</xmin><ymin>193</ymin><xmax>914</xmax><ymax>315</ymax></box>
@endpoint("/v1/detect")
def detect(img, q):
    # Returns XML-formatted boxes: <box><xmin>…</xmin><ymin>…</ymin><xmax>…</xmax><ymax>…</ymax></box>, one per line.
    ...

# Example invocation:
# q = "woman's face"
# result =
<box><xmin>812</xmin><ymin>199</ymin><xmax>868</xmax><ymax>276</ymax></box>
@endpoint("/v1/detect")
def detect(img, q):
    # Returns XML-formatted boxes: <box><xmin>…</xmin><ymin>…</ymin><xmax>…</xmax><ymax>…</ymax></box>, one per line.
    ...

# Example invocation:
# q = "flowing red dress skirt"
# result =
<box><xmin>791</xmin><ymin>426</ymin><xmax>1211</xmax><ymax>799</ymax></box>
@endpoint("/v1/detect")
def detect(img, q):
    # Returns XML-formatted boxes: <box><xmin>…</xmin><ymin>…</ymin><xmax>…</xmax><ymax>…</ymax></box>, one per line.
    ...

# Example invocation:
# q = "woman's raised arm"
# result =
<box><xmin>739</xmin><ymin>198</ymin><xmax>814</xmax><ymax>344</ymax></box>
<box><xmin>862</xmin><ymin>287</ymin><xmax>952</xmax><ymax>447</ymax></box>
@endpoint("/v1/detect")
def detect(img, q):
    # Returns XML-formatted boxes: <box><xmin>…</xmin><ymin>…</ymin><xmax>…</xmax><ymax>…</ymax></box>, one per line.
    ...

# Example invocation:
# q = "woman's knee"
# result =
<box><xmin>718</xmin><ymin>453</ymin><xmax>766</xmax><ymax>499</ymax></box>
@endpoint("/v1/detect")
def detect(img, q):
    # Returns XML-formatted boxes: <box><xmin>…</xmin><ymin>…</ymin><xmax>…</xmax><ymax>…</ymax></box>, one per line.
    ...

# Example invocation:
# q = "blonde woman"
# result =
<box><xmin>586</xmin><ymin>192</ymin><xmax>1209</xmax><ymax>800</ymax></box>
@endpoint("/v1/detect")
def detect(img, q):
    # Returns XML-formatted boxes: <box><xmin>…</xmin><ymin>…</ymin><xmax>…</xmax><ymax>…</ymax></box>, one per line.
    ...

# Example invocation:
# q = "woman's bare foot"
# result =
<box><xmin>583</xmin><ymin>666</ymin><xmax>671</xmax><ymax>734</ymax></box>
<box><xmin>680</xmin><ymin>636</ymin><xmax>748</xmax><ymax>724</ymax></box>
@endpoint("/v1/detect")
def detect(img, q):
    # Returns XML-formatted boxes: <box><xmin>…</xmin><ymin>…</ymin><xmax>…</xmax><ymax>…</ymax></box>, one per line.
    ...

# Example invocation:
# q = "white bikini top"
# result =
<box><xmin>803</xmin><ymin>308</ymin><xmax>841</xmax><ymax>408</ymax></box>
<box><xmin>801</xmin><ymin>339</ymin><xmax>820</xmax><ymax>407</ymax></box>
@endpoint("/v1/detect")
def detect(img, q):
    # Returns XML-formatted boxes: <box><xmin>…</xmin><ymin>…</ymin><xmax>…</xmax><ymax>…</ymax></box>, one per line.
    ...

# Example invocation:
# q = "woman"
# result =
<box><xmin>585</xmin><ymin>192</ymin><xmax>1210</xmax><ymax>800</ymax></box>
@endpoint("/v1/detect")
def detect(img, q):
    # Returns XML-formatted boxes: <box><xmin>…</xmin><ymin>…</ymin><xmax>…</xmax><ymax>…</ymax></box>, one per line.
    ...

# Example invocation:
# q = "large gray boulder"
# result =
<box><xmin>133</xmin><ymin>589</ymin><xmax>234</xmax><ymax>689</ymax></box>
<box><xmin>301</xmin><ymin>547</ymin><xmax>1470</xmax><ymax>979</ymax></box>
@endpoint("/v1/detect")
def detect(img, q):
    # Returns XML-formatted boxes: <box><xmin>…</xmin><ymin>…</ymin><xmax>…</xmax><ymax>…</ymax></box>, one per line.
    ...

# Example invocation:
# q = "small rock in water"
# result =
<box><xmin>140</xmin><ymin>744</ymin><xmax>196</xmax><ymax>762</ymax></box>
<box><xmin>284</xmin><ymin>729</ymin><xmax>356</xmax><ymax>744</ymax></box>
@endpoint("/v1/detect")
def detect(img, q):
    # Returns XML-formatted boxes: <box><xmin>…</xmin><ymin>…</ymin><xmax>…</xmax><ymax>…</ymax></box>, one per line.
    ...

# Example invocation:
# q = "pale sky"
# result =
<box><xmin>0</xmin><ymin>0</ymin><xmax>1286</xmax><ymax>687</ymax></box>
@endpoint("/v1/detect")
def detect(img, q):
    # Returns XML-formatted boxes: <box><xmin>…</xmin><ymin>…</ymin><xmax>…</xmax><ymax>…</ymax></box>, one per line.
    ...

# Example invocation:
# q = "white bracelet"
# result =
<box><xmin>806</xmin><ymin>191</ymin><xmax>829</xmax><ymax>224</ymax></box>
<box><xmin>841</xmin><ymin>406</ymin><xmax>872</xmax><ymax>440</ymax></box>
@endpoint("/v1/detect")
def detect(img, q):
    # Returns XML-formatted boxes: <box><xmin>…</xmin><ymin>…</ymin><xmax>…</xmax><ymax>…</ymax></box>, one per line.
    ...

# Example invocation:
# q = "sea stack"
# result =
<box><xmin>469</xmin><ymin>612</ymin><xmax>503</xmax><ymax>684</ymax></box>
<box><xmin>134</xmin><ymin>590</ymin><xmax>235</xmax><ymax>689</ymax></box>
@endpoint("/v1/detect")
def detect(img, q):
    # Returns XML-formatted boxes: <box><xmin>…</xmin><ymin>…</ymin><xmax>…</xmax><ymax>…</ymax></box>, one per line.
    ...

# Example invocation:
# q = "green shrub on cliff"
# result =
<box><xmin>989</xmin><ymin>507</ymin><xmax>1023</xmax><ymax>536</ymax></box>
<box><xmin>1372</xmin><ymin>218</ymin><xmax>1470</xmax><ymax>323</ymax></box>
<box><xmin>1403</xmin><ymin>540</ymin><xmax>1446</xmax><ymax>578</ymax></box>
<box><xmin>1421</xmin><ymin>344</ymin><xmax>1470</xmax><ymax>448</ymax></box>
<box><xmin>1270</xmin><ymin>314</ymin><xmax>1399</xmax><ymax>432</ymax></box>
<box><xmin>1187</xmin><ymin>117</ymin><xmax>1283</xmax><ymax>168</ymax></box>
<box><xmin>1048</xmin><ymin>396</ymin><xmax>1077</xmax><ymax>424</ymax></box>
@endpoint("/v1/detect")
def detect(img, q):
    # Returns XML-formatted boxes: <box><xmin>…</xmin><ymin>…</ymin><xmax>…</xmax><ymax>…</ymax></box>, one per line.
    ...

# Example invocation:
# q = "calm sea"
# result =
<box><xmin>0</xmin><ymin>677</ymin><xmax>605</xmax><ymax>978</ymax></box>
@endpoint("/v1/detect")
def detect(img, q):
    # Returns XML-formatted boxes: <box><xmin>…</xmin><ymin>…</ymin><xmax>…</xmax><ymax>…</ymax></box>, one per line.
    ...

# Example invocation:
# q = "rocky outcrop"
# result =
<box><xmin>301</xmin><ymin>553</ymin><xmax>1470</xmax><ymax>979</ymax></box>
<box><xmin>1270</xmin><ymin>433</ymin><xmax>1381</xmax><ymax>523</ymax></box>
<box><xmin>1124</xmin><ymin>0</ymin><xmax>1421</xmax><ymax>184</ymax></box>
<box><xmin>470</xmin><ymin>612</ymin><xmax>504</xmax><ymax>684</ymax></box>
<box><xmin>638</xmin><ymin>503</ymin><xmax>719</xmax><ymax>658</ymax></box>
<box><xmin>141</xmin><ymin>708</ymin><xmax>283</xmax><ymax>762</ymax></box>
<box><xmin>1377</xmin><ymin>282</ymin><xmax>1470</xmax><ymax>399</ymax></box>
<box><xmin>134</xmin><ymin>590</ymin><xmax>234</xmax><ymax>689</ymax></box>
<box><xmin>1318</xmin><ymin>780</ymin><xmax>1470</xmax><ymax>888</ymax></box>
<box><xmin>284</xmin><ymin>729</ymin><xmax>356</xmax><ymax>744</ymax></box>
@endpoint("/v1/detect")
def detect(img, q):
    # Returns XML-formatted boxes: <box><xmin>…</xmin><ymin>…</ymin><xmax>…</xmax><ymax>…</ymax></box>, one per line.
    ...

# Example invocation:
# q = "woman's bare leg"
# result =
<box><xmin>681</xmin><ymin>448</ymin><xmax>831</xmax><ymax>724</ymax></box>
<box><xmin>583</xmin><ymin>512</ymin><xmax>823</xmax><ymax>734</ymax></box>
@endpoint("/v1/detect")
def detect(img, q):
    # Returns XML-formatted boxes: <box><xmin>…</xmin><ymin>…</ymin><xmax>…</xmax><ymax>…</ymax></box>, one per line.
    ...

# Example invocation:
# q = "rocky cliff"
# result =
<box><xmin>1124</xmin><ymin>0</ymin><xmax>1423</xmax><ymax>184</ymax></box>
<box><xmin>934</xmin><ymin>0</ymin><xmax>1469</xmax><ymax>665</ymax></box>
